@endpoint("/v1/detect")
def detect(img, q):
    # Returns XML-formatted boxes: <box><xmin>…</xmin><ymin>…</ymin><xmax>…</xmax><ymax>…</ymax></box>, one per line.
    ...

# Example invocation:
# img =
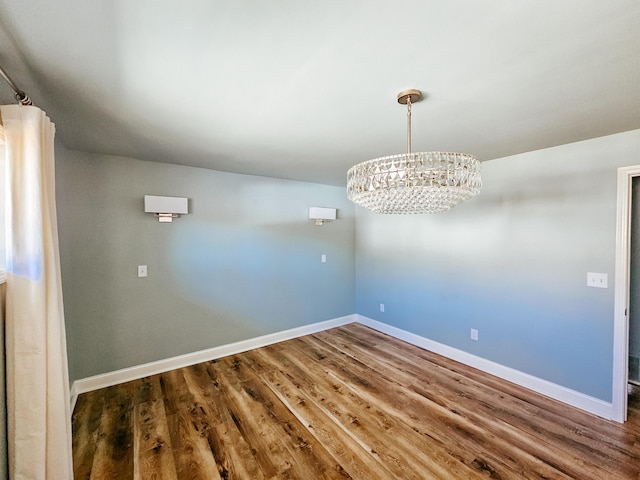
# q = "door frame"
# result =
<box><xmin>613</xmin><ymin>165</ymin><xmax>640</xmax><ymax>422</ymax></box>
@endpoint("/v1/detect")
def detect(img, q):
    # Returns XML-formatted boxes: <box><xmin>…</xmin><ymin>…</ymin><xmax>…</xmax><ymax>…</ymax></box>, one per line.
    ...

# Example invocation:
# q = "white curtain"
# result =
<box><xmin>1</xmin><ymin>105</ymin><xmax>73</xmax><ymax>479</ymax></box>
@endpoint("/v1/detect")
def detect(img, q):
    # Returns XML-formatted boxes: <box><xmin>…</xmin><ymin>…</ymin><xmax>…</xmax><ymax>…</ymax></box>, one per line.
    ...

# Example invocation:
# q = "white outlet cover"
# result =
<box><xmin>470</xmin><ymin>328</ymin><xmax>479</xmax><ymax>341</ymax></box>
<box><xmin>587</xmin><ymin>272</ymin><xmax>607</xmax><ymax>288</ymax></box>
<box><xmin>379</xmin><ymin>303</ymin><xmax>385</xmax><ymax>313</ymax></box>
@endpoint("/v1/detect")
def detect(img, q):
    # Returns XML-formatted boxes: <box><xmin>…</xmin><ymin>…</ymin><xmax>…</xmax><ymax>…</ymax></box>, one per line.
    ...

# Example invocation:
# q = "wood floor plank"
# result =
<box><xmin>72</xmin><ymin>388</ymin><xmax>106</xmax><ymax>480</ymax></box>
<box><xmin>133</xmin><ymin>376</ymin><xmax>178</xmax><ymax>480</ymax></box>
<box><xmin>72</xmin><ymin>323</ymin><xmax>640</xmax><ymax>479</ymax></box>
<box><xmin>159</xmin><ymin>369</ymin><xmax>222</xmax><ymax>480</ymax></box>
<box><xmin>88</xmin><ymin>382</ymin><xmax>135</xmax><ymax>480</ymax></box>
<box><xmin>182</xmin><ymin>362</ymin><xmax>267</xmax><ymax>479</ymax></box>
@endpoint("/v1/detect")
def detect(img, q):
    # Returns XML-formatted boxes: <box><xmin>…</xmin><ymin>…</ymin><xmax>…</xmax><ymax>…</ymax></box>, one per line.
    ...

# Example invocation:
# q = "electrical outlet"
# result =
<box><xmin>321</xmin><ymin>254</ymin><xmax>327</xmax><ymax>263</ymax></box>
<box><xmin>138</xmin><ymin>265</ymin><xmax>147</xmax><ymax>278</ymax></box>
<box><xmin>470</xmin><ymin>328</ymin><xmax>478</xmax><ymax>341</ymax></box>
<box><xmin>379</xmin><ymin>303</ymin><xmax>385</xmax><ymax>313</ymax></box>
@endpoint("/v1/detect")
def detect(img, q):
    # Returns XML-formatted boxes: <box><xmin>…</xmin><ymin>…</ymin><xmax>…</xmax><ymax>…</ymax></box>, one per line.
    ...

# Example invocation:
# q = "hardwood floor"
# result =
<box><xmin>72</xmin><ymin>323</ymin><xmax>640</xmax><ymax>479</ymax></box>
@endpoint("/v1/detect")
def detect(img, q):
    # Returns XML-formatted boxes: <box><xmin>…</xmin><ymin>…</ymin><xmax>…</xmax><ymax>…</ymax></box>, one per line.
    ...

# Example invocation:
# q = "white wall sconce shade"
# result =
<box><xmin>309</xmin><ymin>207</ymin><xmax>336</xmax><ymax>226</ymax></box>
<box><xmin>144</xmin><ymin>195</ymin><xmax>189</xmax><ymax>223</ymax></box>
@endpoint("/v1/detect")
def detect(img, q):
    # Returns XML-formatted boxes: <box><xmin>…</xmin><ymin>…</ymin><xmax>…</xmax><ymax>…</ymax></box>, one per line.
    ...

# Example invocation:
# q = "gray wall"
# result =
<box><xmin>56</xmin><ymin>148</ymin><xmax>355</xmax><ymax>382</ymax></box>
<box><xmin>356</xmin><ymin>130</ymin><xmax>640</xmax><ymax>402</ymax></box>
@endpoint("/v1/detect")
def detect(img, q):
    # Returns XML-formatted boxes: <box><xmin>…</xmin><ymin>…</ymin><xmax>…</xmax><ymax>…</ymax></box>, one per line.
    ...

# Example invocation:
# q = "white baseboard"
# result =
<box><xmin>70</xmin><ymin>313</ymin><xmax>615</xmax><ymax>422</ymax></box>
<box><xmin>355</xmin><ymin>315</ymin><xmax>615</xmax><ymax>421</ymax></box>
<box><xmin>70</xmin><ymin>314</ymin><xmax>356</xmax><ymax>411</ymax></box>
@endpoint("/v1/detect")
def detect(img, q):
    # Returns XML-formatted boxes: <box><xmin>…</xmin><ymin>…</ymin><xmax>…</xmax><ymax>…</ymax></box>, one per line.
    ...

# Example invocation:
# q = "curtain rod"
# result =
<box><xmin>0</xmin><ymin>63</ymin><xmax>33</xmax><ymax>106</ymax></box>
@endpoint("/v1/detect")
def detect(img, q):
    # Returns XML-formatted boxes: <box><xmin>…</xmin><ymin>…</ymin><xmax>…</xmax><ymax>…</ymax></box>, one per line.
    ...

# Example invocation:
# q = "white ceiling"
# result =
<box><xmin>0</xmin><ymin>0</ymin><xmax>639</xmax><ymax>186</ymax></box>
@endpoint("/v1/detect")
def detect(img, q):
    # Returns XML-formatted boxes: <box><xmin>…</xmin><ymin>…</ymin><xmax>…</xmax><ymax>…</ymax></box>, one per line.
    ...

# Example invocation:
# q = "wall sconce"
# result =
<box><xmin>309</xmin><ymin>207</ymin><xmax>336</xmax><ymax>226</ymax></box>
<box><xmin>144</xmin><ymin>195</ymin><xmax>189</xmax><ymax>223</ymax></box>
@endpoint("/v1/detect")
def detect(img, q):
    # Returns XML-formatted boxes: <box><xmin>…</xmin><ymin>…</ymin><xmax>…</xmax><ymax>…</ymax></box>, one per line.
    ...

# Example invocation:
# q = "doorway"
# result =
<box><xmin>613</xmin><ymin>165</ymin><xmax>640</xmax><ymax>422</ymax></box>
<box><xmin>629</xmin><ymin>176</ymin><xmax>640</xmax><ymax>387</ymax></box>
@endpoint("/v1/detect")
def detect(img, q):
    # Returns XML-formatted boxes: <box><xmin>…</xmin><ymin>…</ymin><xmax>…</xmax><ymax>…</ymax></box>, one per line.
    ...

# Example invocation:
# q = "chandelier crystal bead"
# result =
<box><xmin>347</xmin><ymin>90</ymin><xmax>482</xmax><ymax>214</ymax></box>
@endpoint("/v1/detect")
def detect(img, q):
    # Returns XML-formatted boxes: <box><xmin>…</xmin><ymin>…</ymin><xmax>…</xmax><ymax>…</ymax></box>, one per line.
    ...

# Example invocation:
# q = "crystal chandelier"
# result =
<box><xmin>347</xmin><ymin>89</ymin><xmax>482</xmax><ymax>214</ymax></box>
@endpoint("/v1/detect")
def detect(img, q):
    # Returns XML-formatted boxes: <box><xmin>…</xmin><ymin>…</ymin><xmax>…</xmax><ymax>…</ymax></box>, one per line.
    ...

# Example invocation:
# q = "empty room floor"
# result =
<box><xmin>72</xmin><ymin>323</ymin><xmax>640</xmax><ymax>479</ymax></box>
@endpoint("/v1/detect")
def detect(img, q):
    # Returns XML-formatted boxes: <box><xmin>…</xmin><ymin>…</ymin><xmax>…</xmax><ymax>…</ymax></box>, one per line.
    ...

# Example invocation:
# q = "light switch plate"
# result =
<box><xmin>138</xmin><ymin>265</ymin><xmax>148</xmax><ymax>278</ymax></box>
<box><xmin>587</xmin><ymin>272</ymin><xmax>607</xmax><ymax>288</ymax></box>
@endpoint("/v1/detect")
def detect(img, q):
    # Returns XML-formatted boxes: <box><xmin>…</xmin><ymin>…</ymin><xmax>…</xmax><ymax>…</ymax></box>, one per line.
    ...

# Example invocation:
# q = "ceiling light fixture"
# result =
<box><xmin>347</xmin><ymin>89</ymin><xmax>482</xmax><ymax>214</ymax></box>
